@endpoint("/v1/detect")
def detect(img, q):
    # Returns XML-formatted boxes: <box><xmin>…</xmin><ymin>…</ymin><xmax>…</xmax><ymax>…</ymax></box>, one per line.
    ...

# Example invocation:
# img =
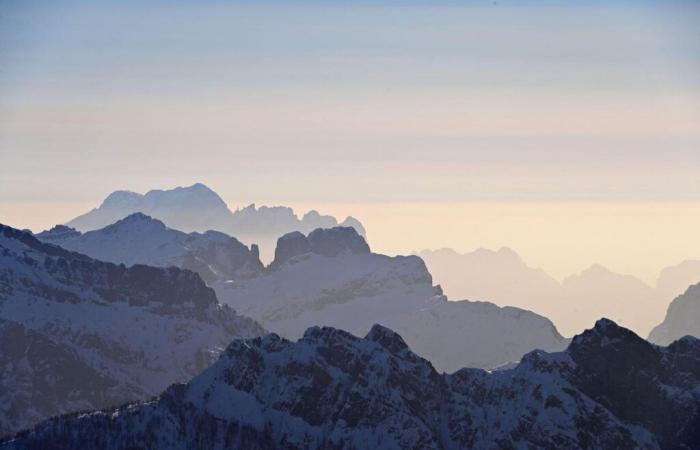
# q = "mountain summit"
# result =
<box><xmin>215</xmin><ymin>226</ymin><xmax>567</xmax><ymax>372</ymax></box>
<box><xmin>0</xmin><ymin>223</ymin><xmax>265</xmax><ymax>437</ymax></box>
<box><xmin>64</xmin><ymin>183</ymin><xmax>366</xmax><ymax>262</ymax></box>
<box><xmin>5</xmin><ymin>320</ymin><xmax>698</xmax><ymax>449</ymax></box>
<box><xmin>38</xmin><ymin>213</ymin><xmax>264</xmax><ymax>284</ymax></box>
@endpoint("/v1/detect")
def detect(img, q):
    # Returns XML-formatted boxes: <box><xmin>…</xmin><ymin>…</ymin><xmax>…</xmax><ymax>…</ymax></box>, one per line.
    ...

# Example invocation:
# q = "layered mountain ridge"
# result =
<box><xmin>214</xmin><ymin>227</ymin><xmax>568</xmax><ymax>372</ymax></box>
<box><xmin>418</xmin><ymin>247</ymin><xmax>698</xmax><ymax>336</ymax></box>
<box><xmin>4</xmin><ymin>319</ymin><xmax>698</xmax><ymax>450</ymax></box>
<box><xmin>0</xmin><ymin>224</ymin><xmax>265</xmax><ymax>437</ymax></box>
<box><xmin>36</xmin><ymin>217</ymin><xmax>567</xmax><ymax>372</ymax></box>
<box><xmin>64</xmin><ymin>183</ymin><xmax>366</xmax><ymax>262</ymax></box>
<box><xmin>38</xmin><ymin>213</ymin><xmax>264</xmax><ymax>284</ymax></box>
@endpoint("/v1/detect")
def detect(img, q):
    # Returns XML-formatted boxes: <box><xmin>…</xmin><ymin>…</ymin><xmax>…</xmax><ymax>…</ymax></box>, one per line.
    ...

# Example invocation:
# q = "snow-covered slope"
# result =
<box><xmin>215</xmin><ymin>227</ymin><xmax>567</xmax><ymax>371</ymax></box>
<box><xmin>6</xmin><ymin>319</ymin><xmax>698</xmax><ymax>450</ymax></box>
<box><xmin>37</xmin><ymin>213</ymin><xmax>264</xmax><ymax>284</ymax></box>
<box><xmin>0</xmin><ymin>224</ymin><xmax>265</xmax><ymax>437</ymax></box>
<box><xmin>648</xmin><ymin>282</ymin><xmax>700</xmax><ymax>345</ymax></box>
<box><xmin>64</xmin><ymin>183</ymin><xmax>366</xmax><ymax>262</ymax></box>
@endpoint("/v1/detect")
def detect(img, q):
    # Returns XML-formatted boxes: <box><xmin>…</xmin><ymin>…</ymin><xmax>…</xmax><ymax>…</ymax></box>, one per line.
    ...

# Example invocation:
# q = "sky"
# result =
<box><xmin>1</xmin><ymin>0</ymin><xmax>699</xmax><ymax>282</ymax></box>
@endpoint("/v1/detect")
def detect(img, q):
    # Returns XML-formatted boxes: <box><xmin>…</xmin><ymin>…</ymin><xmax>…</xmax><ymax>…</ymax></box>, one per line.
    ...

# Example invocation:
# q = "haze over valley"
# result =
<box><xmin>2</xmin><ymin>1</ymin><xmax>699</xmax><ymax>448</ymax></box>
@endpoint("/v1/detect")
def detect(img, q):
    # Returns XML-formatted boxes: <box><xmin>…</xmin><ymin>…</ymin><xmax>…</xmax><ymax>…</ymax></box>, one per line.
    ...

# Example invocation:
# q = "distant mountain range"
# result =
<box><xmin>418</xmin><ymin>248</ymin><xmax>700</xmax><ymax>337</ymax></box>
<box><xmin>35</xmin><ymin>217</ymin><xmax>567</xmax><ymax>372</ymax></box>
<box><xmin>64</xmin><ymin>183</ymin><xmax>365</xmax><ymax>262</ymax></box>
<box><xmin>215</xmin><ymin>227</ymin><xmax>567</xmax><ymax>372</ymax></box>
<box><xmin>0</xmin><ymin>224</ymin><xmax>265</xmax><ymax>438</ymax></box>
<box><xmin>5</xmin><ymin>319</ymin><xmax>698</xmax><ymax>449</ymax></box>
<box><xmin>38</xmin><ymin>213</ymin><xmax>264</xmax><ymax>285</ymax></box>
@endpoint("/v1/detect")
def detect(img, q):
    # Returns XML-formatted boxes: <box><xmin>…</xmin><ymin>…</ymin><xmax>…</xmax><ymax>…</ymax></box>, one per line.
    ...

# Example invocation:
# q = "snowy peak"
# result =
<box><xmin>36</xmin><ymin>214</ymin><xmax>264</xmax><ymax>284</ymax></box>
<box><xmin>9</xmin><ymin>321</ymin><xmax>700</xmax><ymax>449</ymax></box>
<box><xmin>0</xmin><ymin>223</ymin><xmax>266</xmax><ymax>437</ymax></box>
<box><xmin>35</xmin><ymin>225</ymin><xmax>81</xmax><ymax>244</ymax></box>
<box><xmin>143</xmin><ymin>182</ymin><xmax>228</xmax><ymax>210</ymax></box>
<box><xmin>99</xmin><ymin>190</ymin><xmax>142</xmax><ymax>209</ymax></box>
<box><xmin>216</xmin><ymin>228</ymin><xmax>565</xmax><ymax>371</ymax></box>
<box><xmin>66</xmin><ymin>183</ymin><xmax>232</xmax><ymax>232</ymax></box>
<box><xmin>102</xmin><ymin>212</ymin><xmax>167</xmax><ymax>232</ymax></box>
<box><xmin>271</xmin><ymin>226</ymin><xmax>370</xmax><ymax>268</ymax></box>
<box><xmin>99</xmin><ymin>184</ymin><xmax>228</xmax><ymax>211</ymax></box>
<box><xmin>569</xmin><ymin>317</ymin><xmax>646</xmax><ymax>350</ymax></box>
<box><xmin>3</xmin><ymin>223</ymin><xmax>219</xmax><ymax>312</ymax></box>
<box><xmin>64</xmin><ymin>183</ymin><xmax>367</xmax><ymax>262</ymax></box>
<box><xmin>365</xmin><ymin>323</ymin><xmax>410</xmax><ymax>353</ymax></box>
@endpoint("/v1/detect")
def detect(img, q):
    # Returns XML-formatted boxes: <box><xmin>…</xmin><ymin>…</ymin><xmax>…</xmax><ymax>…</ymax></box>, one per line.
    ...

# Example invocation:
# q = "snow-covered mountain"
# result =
<box><xmin>215</xmin><ymin>227</ymin><xmax>567</xmax><ymax>372</ymax></box>
<box><xmin>36</xmin><ymin>215</ymin><xmax>565</xmax><ymax>371</ymax></box>
<box><xmin>64</xmin><ymin>183</ymin><xmax>366</xmax><ymax>262</ymax></box>
<box><xmin>419</xmin><ymin>248</ymin><xmax>674</xmax><ymax>336</ymax></box>
<box><xmin>0</xmin><ymin>224</ymin><xmax>265</xmax><ymax>437</ymax></box>
<box><xmin>37</xmin><ymin>213</ymin><xmax>264</xmax><ymax>284</ymax></box>
<box><xmin>648</xmin><ymin>282</ymin><xmax>700</xmax><ymax>346</ymax></box>
<box><xmin>6</xmin><ymin>319</ymin><xmax>698</xmax><ymax>449</ymax></box>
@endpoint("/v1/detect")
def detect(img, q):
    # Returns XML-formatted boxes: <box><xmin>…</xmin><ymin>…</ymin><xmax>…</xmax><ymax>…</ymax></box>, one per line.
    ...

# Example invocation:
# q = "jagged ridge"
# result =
<box><xmin>4</xmin><ymin>319</ymin><xmax>698</xmax><ymax>449</ymax></box>
<box><xmin>0</xmin><ymin>224</ymin><xmax>266</xmax><ymax>437</ymax></box>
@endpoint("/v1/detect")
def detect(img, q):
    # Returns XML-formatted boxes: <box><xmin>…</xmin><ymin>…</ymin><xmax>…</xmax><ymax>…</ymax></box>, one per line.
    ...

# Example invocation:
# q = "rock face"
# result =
<box><xmin>38</xmin><ymin>219</ymin><xmax>566</xmax><ymax>373</ymax></box>
<box><xmin>5</xmin><ymin>320</ymin><xmax>698</xmax><ymax>450</ymax></box>
<box><xmin>0</xmin><ymin>224</ymin><xmax>265</xmax><ymax>437</ymax></box>
<box><xmin>270</xmin><ymin>226</ymin><xmax>370</xmax><ymax>269</ymax></box>
<box><xmin>648</xmin><ymin>282</ymin><xmax>700</xmax><ymax>345</ymax></box>
<box><xmin>37</xmin><ymin>213</ymin><xmax>264</xmax><ymax>284</ymax></box>
<box><xmin>64</xmin><ymin>183</ymin><xmax>366</xmax><ymax>262</ymax></box>
<box><xmin>216</xmin><ymin>227</ymin><xmax>567</xmax><ymax>372</ymax></box>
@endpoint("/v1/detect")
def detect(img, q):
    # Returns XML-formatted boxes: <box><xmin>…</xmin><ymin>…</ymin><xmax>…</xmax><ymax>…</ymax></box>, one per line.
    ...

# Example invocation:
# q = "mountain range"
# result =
<box><xmin>37</xmin><ymin>213</ymin><xmax>264</xmax><ymax>285</ymax></box>
<box><xmin>4</xmin><ymin>319</ymin><xmax>698</xmax><ymax>449</ymax></box>
<box><xmin>418</xmin><ymin>248</ymin><xmax>700</xmax><ymax>336</ymax></box>
<box><xmin>0</xmin><ymin>224</ymin><xmax>265</xmax><ymax>437</ymax></box>
<box><xmin>35</xmin><ymin>216</ymin><xmax>567</xmax><ymax>372</ymax></box>
<box><xmin>64</xmin><ymin>183</ymin><xmax>365</xmax><ymax>262</ymax></box>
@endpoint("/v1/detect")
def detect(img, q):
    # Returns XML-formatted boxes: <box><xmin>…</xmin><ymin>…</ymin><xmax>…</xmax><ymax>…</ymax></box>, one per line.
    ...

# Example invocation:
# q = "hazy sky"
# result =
<box><xmin>1</xmin><ymin>0</ymin><xmax>699</xmax><ymax>281</ymax></box>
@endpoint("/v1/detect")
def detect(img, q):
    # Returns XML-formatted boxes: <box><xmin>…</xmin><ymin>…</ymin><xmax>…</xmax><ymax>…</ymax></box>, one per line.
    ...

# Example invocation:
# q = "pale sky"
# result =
<box><xmin>1</xmin><ymin>0</ymin><xmax>699</xmax><ymax>282</ymax></box>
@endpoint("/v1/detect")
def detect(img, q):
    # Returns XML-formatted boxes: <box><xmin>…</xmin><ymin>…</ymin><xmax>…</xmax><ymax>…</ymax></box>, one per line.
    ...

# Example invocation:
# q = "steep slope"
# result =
<box><xmin>6</xmin><ymin>320</ymin><xmax>698</xmax><ymax>450</ymax></box>
<box><xmin>215</xmin><ymin>227</ymin><xmax>567</xmax><ymax>371</ymax></box>
<box><xmin>37</xmin><ymin>213</ymin><xmax>264</xmax><ymax>284</ymax></box>
<box><xmin>0</xmin><ymin>224</ymin><xmax>265</xmax><ymax>437</ymax></box>
<box><xmin>648</xmin><ymin>282</ymin><xmax>700</xmax><ymax>345</ymax></box>
<box><xmin>64</xmin><ymin>183</ymin><xmax>366</xmax><ymax>261</ymax></box>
